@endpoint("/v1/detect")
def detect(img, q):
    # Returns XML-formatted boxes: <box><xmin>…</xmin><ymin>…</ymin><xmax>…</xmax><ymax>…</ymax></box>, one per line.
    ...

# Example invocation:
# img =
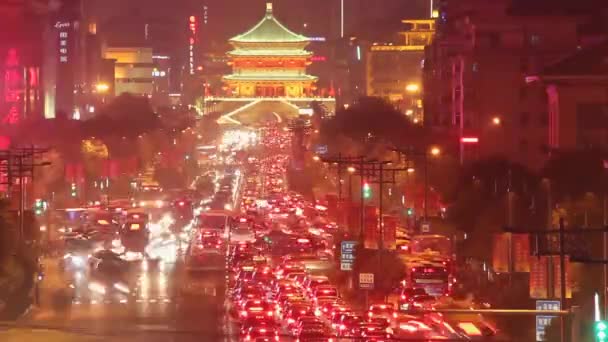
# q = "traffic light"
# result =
<box><xmin>406</xmin><ymin>208</ymin><xmax>414</xmax><ymax>216</ymax></box>
<box><xmin>595</xmin><ymin>321</ymin><xmax>608</xmax><ymax>342</ymax></box>
<box><xmin>34</xmin><ymin>199</ymin><xmax>45</xmax><ymax>215</ymax></box>
<box><xmin>70</xmin><ymin>182</ymin><xmax>77</xmax><ymax>197</ymax></box>
<box><xmin>363</xmin><ymin>182</ymin><xmax>371</xmax><ymax>199</ymax></box>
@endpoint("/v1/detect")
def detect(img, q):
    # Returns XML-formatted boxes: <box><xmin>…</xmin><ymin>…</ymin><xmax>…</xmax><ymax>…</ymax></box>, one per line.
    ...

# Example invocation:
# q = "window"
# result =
<box><xmin>520</xmin><ymin>112</ymin><xmax>530</xmax><ymax>126</ymax></box>
<box><xmin>529</xmin><ymin>34</ymin><xmax>541</xmax><ymax>46</ymax></box>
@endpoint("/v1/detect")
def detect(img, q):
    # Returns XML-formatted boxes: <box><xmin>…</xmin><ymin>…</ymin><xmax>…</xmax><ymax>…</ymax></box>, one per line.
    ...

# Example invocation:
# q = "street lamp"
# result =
<box><xmin>95</xmin><ymin>83</ymin><xmax>109</xmax><ymax>93</ymax></box>
<box><xmin>347</xmin><ymin>166</ymin><xmax>356</xmax><ymax>201</ymax></box>
<box><xmin>430</xmin><ymin>146</ymin><xmax>441</xmax><ymax>156</ymax></box>
<box><xmin>312</xmin><ymin>155</ymin><xmax>320</xmax><ymax>162</ymax></box>
<box><xmin>406</xmin><ymin>83</ymin><xmax>420</xmax><ymax>93</ymax></box>
<box><xmin>492</xmin><ymin>116</ymin><xmax>501</xmax><ymax>125</ymax></box>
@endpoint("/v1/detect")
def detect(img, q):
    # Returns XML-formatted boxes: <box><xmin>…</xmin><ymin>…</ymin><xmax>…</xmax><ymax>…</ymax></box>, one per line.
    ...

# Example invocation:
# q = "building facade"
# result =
<box><xmin>530</xmin><ymin>42</ymin><xmax>608</xmax><ymax>151</ymax></box>
<box><xmin>423</xmin><ymin>0</ymin><xmax>604</xmax><ymax>169</ymax></box>
<box><xmin>366</xmin><ymin>19</ymin><xmax>435</xmax><ymax>122</ymax></box>
<box><xmin>103</xmin><ymin>47</ymin><xmax>154</xmax><ymax>97</ymax></box>
<box><xmin>223</xmin><ymin>3</ymin><xmax>317</xmax><ymax>98</ymax></box>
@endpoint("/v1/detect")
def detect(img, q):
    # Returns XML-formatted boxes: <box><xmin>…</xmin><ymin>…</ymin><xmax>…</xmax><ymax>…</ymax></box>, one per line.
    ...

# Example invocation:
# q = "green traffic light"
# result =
<box><xmin>363</xmin><ymin>183</ymin><xmax>371</xmax><ymax>199</ymax></box>
<box><xmin>599</xmin><ymin>331</ymin><xmax>607</xmax><ymax>340</ymax></box>
<box><xmin>595</xmin><ymin>320</ymin><xmax>608</xmax><ymax>341</ymax></box>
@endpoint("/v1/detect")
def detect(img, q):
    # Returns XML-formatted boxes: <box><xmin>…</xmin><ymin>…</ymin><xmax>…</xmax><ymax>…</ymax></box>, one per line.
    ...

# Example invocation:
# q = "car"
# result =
<box><xmin>398</xmin><ymin>287</ymin><xmax>428</xmax><ymax>311</ymax></box>
<box><xmin>295</xmin><ymin>325</ymin><xmax>333</xmax><ymax>342</ymax></box>
<box><xmin>302</xmin><ymin>275</ymin><xmax>330</xmax><ymax>295</ymax></box>
<box><xmin>336</xmin><ymin>314</ymin><xmax>365</xmax><ymax>337</ymax></box>
<box><xmin>359</xmin><ymin>324</ymin><xmax>392</xmax><ymax>342</ymax></box>
<box><xmin>120</xmin><ymin>220</ymin><xmax>150</xmax><ymax>253</ymax></box>
<box><xmin>367</xmin><ymin>303</ymin><xmax>397</xmax><ymax>321</ymax></box>
<box><xmin>312</xmin><ymin>285</ymin><xmax>338</xmax><ymax>299</ymax></box>
<box><xmin>284</xmin><ymin>305</ymin><xmax>315</xmax><ymax>327</ymax></box>
<box><xmin>239</xmin><ymin>300</ymin><xmax>275</xmax><ymax>322</ymax></box>
<box><xmin>402</xmin><ymin>294</ymin><xmax>436</xmax><ymax>311</ymax></box>
<box><xmin>241</xmin><ymin>325</ymin><xmax>279</xmax><ymax>341</ymax></box>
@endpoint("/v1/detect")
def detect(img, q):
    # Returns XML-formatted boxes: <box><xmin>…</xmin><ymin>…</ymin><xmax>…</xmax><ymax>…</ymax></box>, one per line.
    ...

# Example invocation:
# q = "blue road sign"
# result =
<box><xmin>535</xmin><ymin>300</ymin><xmax>560</xmax><ymax>341</ymax></box>
<box><xmin>341</xmin><ymin>241</ymin><xmax>357</xmax><ymax>271</ymax></box>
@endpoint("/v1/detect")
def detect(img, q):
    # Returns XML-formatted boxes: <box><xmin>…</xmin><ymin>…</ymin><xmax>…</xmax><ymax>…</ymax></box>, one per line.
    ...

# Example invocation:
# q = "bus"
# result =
<box><xmin>195</xmin><ymin>210</ymin><xmax>233</xmax><ymax>238</ymax></box>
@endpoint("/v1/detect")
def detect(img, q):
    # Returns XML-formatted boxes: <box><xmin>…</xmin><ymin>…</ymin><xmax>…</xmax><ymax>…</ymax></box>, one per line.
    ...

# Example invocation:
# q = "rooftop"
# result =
<box><xmin>540</xmin><ymin>41</ymin><xmax>608</xmax><ymax>78</ymax></box>
<box><xmin>229</xmin><ymin>3</ymin><xmax>309</xmax><ymax>44</ymax></box>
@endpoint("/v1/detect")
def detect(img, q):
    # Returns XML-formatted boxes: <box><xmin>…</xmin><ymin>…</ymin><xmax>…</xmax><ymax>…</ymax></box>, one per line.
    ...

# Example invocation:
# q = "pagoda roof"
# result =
<box><xmin>228</xmin><ymin>49</ymin><xmax>312</xmax><ymax>57</ymax></box>
<box><xmin>229</xmin><ymin>3</ymin><xmax>309</xmax><ymax>44</ymax></box>
<box><xmin>223</xmin><ymin>74</ymin><xmax>317</xmax><ymax>82</ymax></box>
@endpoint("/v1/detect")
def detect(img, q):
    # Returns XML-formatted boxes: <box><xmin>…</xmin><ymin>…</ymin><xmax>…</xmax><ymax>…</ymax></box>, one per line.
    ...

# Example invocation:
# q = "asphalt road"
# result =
<box><xmin>0</xmin><ymin>240</ymin><xmax>230</xmax><ymax>341</ymax></box>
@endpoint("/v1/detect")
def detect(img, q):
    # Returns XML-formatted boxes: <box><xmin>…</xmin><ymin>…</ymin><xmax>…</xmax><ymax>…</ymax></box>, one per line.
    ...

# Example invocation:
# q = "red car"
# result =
<box><xmin>242</xmin><ymin>325</ymin><xmax>279</xmax><ymax>341</ymax></box>
<box><xmin>239</xmin><ymin>300</ymin><xmax>275</xmax><ymax>322</ymax></box>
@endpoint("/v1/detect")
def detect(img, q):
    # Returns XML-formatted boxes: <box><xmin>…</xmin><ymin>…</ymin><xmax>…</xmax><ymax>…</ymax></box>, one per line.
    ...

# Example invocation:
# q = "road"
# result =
<box><xmin>0</xmin><ymin>230</ymin><xmax>231</xmax><ymax>341</ymax></box>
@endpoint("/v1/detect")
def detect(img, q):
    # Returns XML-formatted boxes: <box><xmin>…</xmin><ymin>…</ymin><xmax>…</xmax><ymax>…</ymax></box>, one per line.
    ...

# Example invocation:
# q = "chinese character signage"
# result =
<box><xmin>530</xmin><ymin>256</ymin><xmax>548</xmax><ymax>299</ymax></box>
<box><xmin>55</xmin><ymin>21</ymin><xmax>71</xmax><ymax>63</ymax></box>
<box><xmin>513</xmin><ymin>233</ymin><xmax>531</xmax><ymax>272</ymax></box>
<box><xmin>492</xmin><ymin>233</ymin><xmax>510</xmax><ymax>273</ymax></box>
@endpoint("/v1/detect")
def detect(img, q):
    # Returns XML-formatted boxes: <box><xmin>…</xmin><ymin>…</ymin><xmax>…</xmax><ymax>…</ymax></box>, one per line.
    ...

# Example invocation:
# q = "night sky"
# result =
<box><xmin>87</xmin><ymin>0</ymin><xmax>429</xmax><ymax>51</ymax></box>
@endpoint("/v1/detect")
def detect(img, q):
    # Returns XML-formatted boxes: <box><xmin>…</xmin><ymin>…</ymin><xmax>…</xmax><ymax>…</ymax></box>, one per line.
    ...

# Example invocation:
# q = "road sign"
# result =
<box><xmin>340</xmin><ymin>241</ymin><xmax>357</xmax><ymax>271</ymax></box>
<box><xmin>535</xmin><ymin>300</ymin><xmax>560</xmax><ymax>341</ymax></box>
<box><xmin>421</xmin><ymin>222</ymin><xmax>430</xmax><ymax>233</ymax></box>
<box><xmin>359</xmin><ymin>273</ymin><xmax>374</xmax><ymax>290</ymax></box>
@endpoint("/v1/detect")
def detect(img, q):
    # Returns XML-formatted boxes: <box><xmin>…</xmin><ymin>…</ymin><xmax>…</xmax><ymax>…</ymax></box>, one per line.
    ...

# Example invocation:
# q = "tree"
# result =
<box><xmin>320</xmin><ymin>97</ymin><xmax>427</xmax><ymax>155</ymax></box>
<box><xmin>82</xmin><ymin>93</ymin><xmax>161</xmax><ymax>140</ymax></box>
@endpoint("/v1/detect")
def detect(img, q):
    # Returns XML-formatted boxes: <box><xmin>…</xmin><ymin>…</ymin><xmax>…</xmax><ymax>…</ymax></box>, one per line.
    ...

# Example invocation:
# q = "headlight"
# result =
<box><xmin>113</xmin><ymin>282</ymin><xmax>130</xmax><ymax>294</ymax></box>
<box><xmin>88</xmin><ymin>282</ymin><xmax>106</xmax><ymax>295</ymax></box>
<box><xmin>70</xmin><ymin>256</ymin><xmax>85</xmax><ymax>267</ymax></box>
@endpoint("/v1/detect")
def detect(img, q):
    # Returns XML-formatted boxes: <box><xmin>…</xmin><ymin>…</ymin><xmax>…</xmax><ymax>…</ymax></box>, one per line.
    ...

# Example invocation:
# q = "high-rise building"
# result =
<box><xmin>0</xmin><ymin>0</ymin><xmax>44</xmax><ymax>123</ymax></box>
<box><xmin>423</xmin><ymin>0</ymin><xmax>606</xmax><ymax>169</ymax></box>
<box><xmin>103</xmin><ymin>47</ymin><xmax>154</xmax><ymax>97</ymax></box>
<box><xmin>366</xmin><ymin>19</ymin><xmax>435</xmax><ymax>123</ymax></box>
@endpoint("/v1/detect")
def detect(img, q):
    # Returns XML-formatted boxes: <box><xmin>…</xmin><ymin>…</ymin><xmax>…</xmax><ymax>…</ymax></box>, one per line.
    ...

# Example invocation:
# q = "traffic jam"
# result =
<box><xmin>49</xmin><ymin>122</ymin><xmax>499</xmax><ymax>340</ymax></box>
<box><xmin>218</xmin><ymin>125</ymin><xmax>499</xmax><ymax>341</ymax></box>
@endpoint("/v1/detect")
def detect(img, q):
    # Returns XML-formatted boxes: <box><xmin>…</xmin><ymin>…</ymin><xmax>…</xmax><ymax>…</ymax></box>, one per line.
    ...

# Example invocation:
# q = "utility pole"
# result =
<box><xmin>0</xmin><ymin>147</ymin><xmax>50</xmax><ymax>241</ymax></box>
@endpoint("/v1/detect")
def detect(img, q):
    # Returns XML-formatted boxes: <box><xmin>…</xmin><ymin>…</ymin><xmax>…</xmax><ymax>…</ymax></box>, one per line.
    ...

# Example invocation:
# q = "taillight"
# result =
<box><xmin>244</xmin><ymin>335</ymin><xmax>251</xmax><ymax>341</ymax></box>
<box><xmin>368</xmin><ymin>312</ymin><xmax>373</xmax><ymax>317</ymax></box>
<box><xmin>241</xmin><ymin>311</ymin><xmax>248</xmax><ymax>317</ymax></box>
<box><xmin>393</xmin><ymin>312</ymin><xmax>398</xmax><ymax>318</ymax></box>
<box><xmin>401</xmin><ymin>295</ymin><xmax>406</xmax><ymax>300</ymax></box>
<box><xmin>340</xmin><ymin>324</ymin><xmax>346</xmax><ymax>330</ymax></box>
<box><xmin>267</xmin><ymin>311</ymin><xmax>273</xmax><ymax>316</ymax></box>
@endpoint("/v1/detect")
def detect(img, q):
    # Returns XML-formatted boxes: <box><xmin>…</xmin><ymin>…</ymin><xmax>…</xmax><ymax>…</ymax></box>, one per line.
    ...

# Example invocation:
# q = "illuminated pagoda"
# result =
<box><xmin>223</xmin><ymin>3</ymin><xmax>317</xmax><ymax>98</ymax></box>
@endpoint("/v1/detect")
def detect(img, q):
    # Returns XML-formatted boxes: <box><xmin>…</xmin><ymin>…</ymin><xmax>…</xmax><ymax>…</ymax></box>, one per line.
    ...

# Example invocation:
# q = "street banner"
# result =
<box><xmin>513</xmin><ymin>233</ymin><xmax>531</xmax><ymax>272</ymax></box>
<box><xmin>492</xmin><ymin>233</ymin><xmax>510</xmax><ymax>273</ymax></box>
<box><xmin>552</xmin><ymin>255</ymin><xmax>572</xmax><ymax>299</ymax></box>
<box><xmin>364</xmin><ymin>205</ymin><xmax>378</xmax><ymax>249</ymax></box>
<box><xmin>382</xmin><ymin>215</ymin><xmax>398</xmax><ymax>250</ymax></box>
<box><xmin>529</xmin><ymin>256</ymin><xmax>549</xmax><ymax>299</ymax></box>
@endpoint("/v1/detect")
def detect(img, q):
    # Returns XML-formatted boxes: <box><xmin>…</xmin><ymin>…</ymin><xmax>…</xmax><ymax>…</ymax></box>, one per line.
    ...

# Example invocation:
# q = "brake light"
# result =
<box><xmin>244</xmin><ymin>335</ymin><xmax>251</xmax><ymax>341</ymax></box>
<box><xmin>267</xmin><ymin>311</ymin><xmax>273</xmax><ymax>316</ymax></box>
<box><xmin>178</xmin><ymin>201</ymin><xmax>185</xmax><ymax>206</ymax></box>
<box><xmin>287</xmin><ymin>318</ymin><xmax>295</xmax><ymax>324</ymax></box>
<box><xmin>259</xmin><ymin>328</ymin><xmax>267</xmax><ymax>333</ymax></box>
<box><xmin>274</xmin><ymin>336</ymin><xmax>279</xmax><ymax>341</ymax></box>
<box><xmin>393</xmin><ymin>312</ymin><xmax>398</xmax><ymax>318</ymax></box>
<box><xmin>340</xmin><ymin>324</ymin><xmax>346</xmax><ymax>330</ymax></box>
<box><xmin>368</xmin><ymin>312</ymin><xmax>373</xmax><ymax>317</ymax></box>
<box><xmin>401</xmin><ymin>295</ymin><xmax>406</xmax><ymax>300</ymax></box>
<box><xmin>240</xmin><ymin>311</ymin><xmax>248</xmax><ymax>317</ymax></box>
